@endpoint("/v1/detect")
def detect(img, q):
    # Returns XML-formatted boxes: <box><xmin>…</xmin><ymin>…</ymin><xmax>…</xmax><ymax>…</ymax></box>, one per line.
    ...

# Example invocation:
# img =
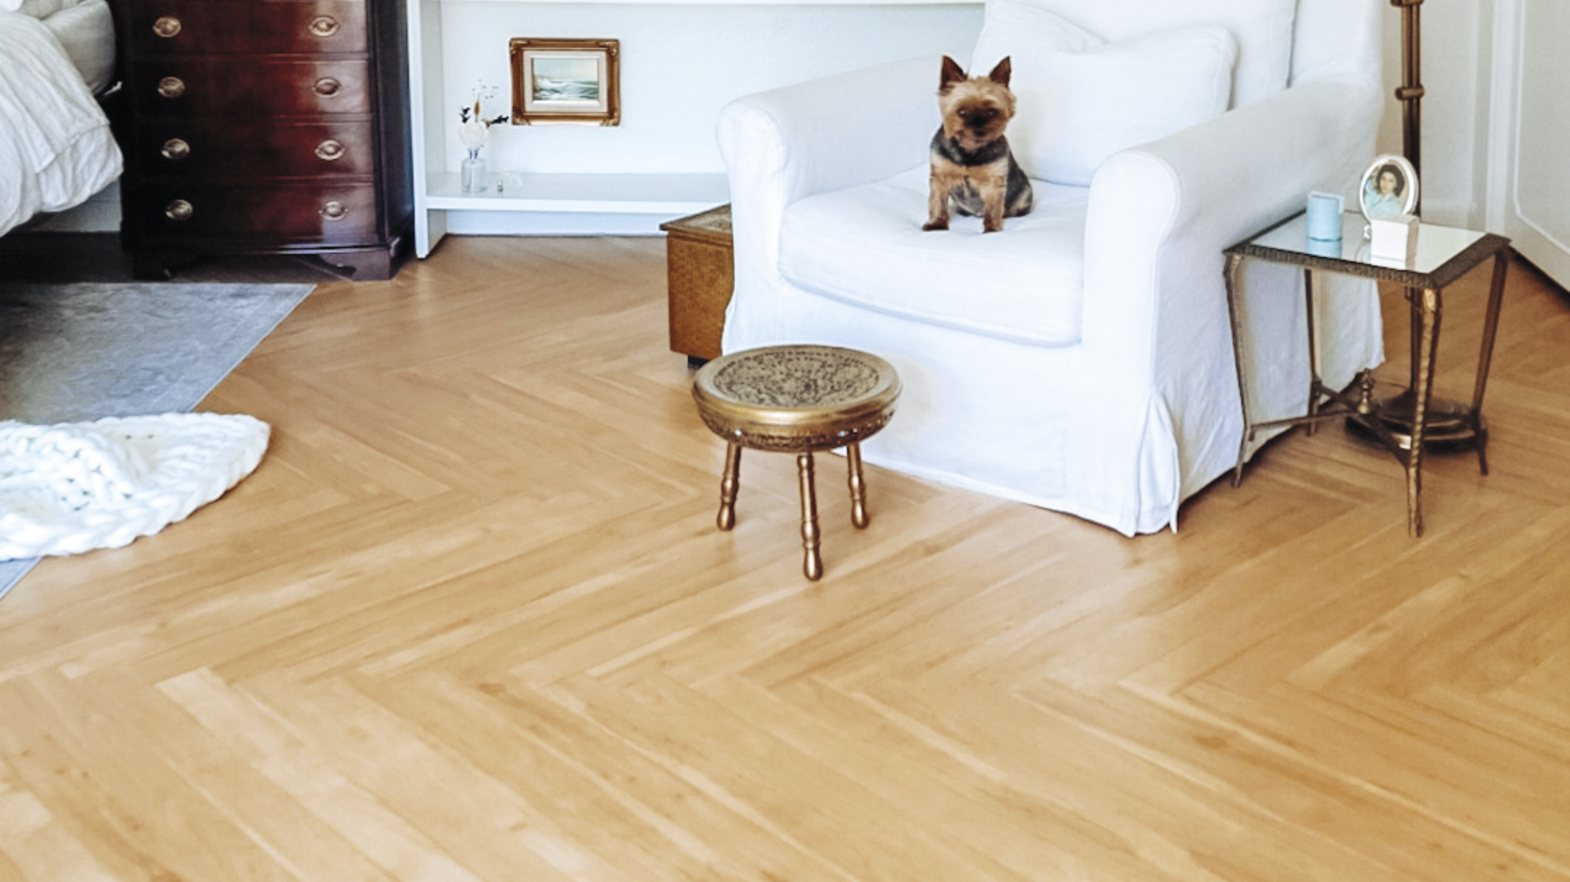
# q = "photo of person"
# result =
<box><xmin>1358</xmin><ymin>154</ymin><xmax>1418</xmax><ymax>220</ymax></box>
<box><xmin>1363</xmin><ymin>165</ymin><xmax>1405</xmax><ymax>217</ymax></box>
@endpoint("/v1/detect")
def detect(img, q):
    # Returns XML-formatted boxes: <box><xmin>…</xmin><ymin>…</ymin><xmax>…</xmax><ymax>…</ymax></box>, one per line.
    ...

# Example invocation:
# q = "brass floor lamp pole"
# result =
<box><xmin>1395</xmin><ymin>0</ymin><xmax>1423</xmax><ymax>181</ymax></box>
<box><xmin>1371</xmin><ymin>0</ymin><xmax>1484</xmax><ymax>451</ymax></box>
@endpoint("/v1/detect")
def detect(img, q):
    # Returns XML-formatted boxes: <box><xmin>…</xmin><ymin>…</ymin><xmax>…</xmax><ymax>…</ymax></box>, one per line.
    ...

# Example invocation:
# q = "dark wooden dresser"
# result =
<box><xmin>114</xmin><ymin>0</ymin><xmax>412</xmax><ymax>279</ymax></box>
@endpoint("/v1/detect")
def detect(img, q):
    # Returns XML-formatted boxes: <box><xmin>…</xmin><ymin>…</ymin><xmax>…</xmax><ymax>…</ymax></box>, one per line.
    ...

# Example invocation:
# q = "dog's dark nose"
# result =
<box><xmin>962</xmin><ymin>107</ymin><xmax>998</xmax><ymax>129</ymax></box>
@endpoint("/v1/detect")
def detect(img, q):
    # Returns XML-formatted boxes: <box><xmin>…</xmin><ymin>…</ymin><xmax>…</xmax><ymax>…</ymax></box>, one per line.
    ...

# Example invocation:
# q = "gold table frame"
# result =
<box><xmin>1224</xmin><ymin>211</ymin><xmax>1510</xmax><ymax>537</ymax></box>
<box><xmin>692</xmin><ymin>345</ymin><xmax>901</xmax><ymax>579</ymax></box>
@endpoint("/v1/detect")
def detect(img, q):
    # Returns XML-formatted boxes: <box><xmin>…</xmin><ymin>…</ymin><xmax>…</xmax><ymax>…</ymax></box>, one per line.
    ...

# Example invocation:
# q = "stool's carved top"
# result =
<box><xmin>693</xmin><ymin>345</ymin><xmax>901</xmax><ymax>451</ymax></box>
<box><xmin>712</xmin><ymin>347</ymin><xmax>884</xmax><ymax>408</ymax></box>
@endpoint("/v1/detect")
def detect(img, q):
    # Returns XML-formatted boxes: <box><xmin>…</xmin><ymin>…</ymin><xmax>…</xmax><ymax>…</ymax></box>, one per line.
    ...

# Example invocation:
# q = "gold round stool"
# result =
<box><xmin>692</xmin><ymin>345</ymin><xmax>901</xmax><ymax>580</ymax></box>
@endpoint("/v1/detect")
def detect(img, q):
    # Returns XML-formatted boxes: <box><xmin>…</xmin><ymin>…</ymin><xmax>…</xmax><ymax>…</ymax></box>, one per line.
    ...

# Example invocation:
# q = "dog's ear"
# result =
<box><xmin>939</xmin><ymin>55</ymin><xmax>967</xmax><ymax>90</ymax></box>
<box><xmin>987</xmin><ymin>56</ymin><xmax>1013</xmax><ymax>88</ymax></box>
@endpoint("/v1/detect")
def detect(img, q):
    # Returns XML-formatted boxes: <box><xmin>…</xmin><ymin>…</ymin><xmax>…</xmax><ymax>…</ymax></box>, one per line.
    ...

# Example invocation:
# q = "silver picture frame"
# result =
<box><xmin>1358</xmin><ymin>153</ymin><xmax>1418</xmax><ymax>221</ymax></box>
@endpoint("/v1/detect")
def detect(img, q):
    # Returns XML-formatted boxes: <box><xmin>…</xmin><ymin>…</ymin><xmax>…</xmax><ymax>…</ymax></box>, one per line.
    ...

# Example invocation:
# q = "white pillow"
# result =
<box><xmin>972</xmin><ymin>1</ymin><xmax>1237</xmax><ymax>186</ymax></box>
<box><xmin>41</xmin><ymin>0</ymin><xmax>115</xmax><ymax>94</ymax></box>
<box><xmin>13</xmin><ymin>0</ymin><xmax>73</xmax><ymax>18</ymax></box>
<box><xmin>975</xmin><ymin>0</ymin><xmax>1294</xmax><ymax>109</ymax></box>
<box><xmin>971</xmin><ymin>0</ymin><xmax>1101</xmax><ymax>58</ymax></box>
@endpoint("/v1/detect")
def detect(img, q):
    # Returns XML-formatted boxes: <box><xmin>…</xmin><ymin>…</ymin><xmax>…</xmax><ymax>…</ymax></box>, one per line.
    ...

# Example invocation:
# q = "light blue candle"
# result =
<box><xmin>1307</xmin><ymin>191</ymin><xmax>1344</xmax><ymax>242</ymax></box>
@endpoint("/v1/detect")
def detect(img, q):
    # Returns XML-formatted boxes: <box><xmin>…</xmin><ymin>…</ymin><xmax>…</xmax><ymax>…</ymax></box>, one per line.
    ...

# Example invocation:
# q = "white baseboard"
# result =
<box><xmin>443</xmin><ymin>209</ymin><xmax>673</xmax><ymax>237</ymax></box>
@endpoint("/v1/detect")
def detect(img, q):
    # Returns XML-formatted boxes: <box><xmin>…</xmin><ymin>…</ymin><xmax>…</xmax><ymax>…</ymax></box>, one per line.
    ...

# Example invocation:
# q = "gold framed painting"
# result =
<box><xmin>509</xmin><ymin>38</ymin><xmax>621</xmax><ymax>126</ymax></box>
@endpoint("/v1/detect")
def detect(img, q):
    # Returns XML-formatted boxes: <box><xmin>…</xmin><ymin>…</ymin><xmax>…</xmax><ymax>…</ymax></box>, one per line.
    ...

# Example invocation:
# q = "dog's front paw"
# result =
<box><xmin>922</xmin><ymin>219</ymin><xmax>949</xmax><ymax>232</ymax></box>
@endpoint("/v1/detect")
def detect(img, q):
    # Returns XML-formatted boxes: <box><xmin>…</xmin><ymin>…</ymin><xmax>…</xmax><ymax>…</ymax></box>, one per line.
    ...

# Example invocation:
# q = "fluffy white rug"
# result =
<box><xmin>0</xmin><ymin>412</ymin><xmax>268</xmax><ymax>560</ymax></box>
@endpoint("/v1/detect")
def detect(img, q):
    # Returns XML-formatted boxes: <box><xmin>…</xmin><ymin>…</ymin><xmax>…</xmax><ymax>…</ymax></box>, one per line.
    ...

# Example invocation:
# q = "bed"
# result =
<box><xmin>0</xmin><ymin>0</ymin><xmax>122</xmax><ymax>238</ymax></box>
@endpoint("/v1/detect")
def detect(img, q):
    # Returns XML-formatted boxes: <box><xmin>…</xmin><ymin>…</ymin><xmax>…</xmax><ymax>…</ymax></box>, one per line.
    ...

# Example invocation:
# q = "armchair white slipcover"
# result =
<box><xmin>717</xmin><ymin>0</ymin><xmax>1385</xmax><ymax>535</ymax></box>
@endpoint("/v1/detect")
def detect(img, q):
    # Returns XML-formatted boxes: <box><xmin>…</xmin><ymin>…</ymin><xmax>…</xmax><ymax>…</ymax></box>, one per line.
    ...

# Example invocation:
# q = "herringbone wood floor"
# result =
<box><xmin>2</xmin><ymin>236</ymin><xmax>1567</xmax><ymax>882</ymax></box>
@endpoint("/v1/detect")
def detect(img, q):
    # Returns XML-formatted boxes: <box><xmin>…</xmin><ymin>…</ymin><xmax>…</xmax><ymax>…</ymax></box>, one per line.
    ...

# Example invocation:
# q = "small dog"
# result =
<box><xmin>922</xmin><ymin>55</ymin><xmax>1033</xmax><ymax>234</ymax></box>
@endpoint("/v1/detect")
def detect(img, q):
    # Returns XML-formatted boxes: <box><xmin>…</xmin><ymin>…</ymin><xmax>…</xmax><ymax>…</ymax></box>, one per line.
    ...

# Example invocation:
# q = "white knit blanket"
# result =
<box><xmin>0</xmin><ymin>413</ymin><xmax>269</xmax><ymax>560</ymax></box>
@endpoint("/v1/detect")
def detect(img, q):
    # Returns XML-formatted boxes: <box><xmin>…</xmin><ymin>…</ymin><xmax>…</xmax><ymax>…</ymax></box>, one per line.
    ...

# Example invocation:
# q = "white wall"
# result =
<box><xmin>437</xmin><ymin>2</ymin><xmax>985</xmax><ymax>178</ymax></box>
<box><xmin>54</xmin><ymin>2</ymin><xmax>1501</xmax><ymax>237</ymax></box>
<box><xmin>444</xmin><ymin>0</ymin><xmax>1499</xmax><ymax>225</ymax></box>
<box><xmin>1379</xmin><ymin>0</ymin><xmax>1494</xmax><ymax>229</ymax></box>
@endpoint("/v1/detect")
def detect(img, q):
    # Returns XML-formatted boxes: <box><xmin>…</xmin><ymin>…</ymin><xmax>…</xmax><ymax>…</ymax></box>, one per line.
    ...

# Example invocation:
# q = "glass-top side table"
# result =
<box><xmin>1223</xmin><ymin>210</ymin><xmax>1510</xmax><ymax>537</ymax></box>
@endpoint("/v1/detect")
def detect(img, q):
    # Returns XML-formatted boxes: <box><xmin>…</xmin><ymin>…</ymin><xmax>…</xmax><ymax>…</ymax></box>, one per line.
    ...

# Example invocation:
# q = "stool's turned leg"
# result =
<box><xmin>798</xmin><ymin>452</ymin><xmax>823</xmax><ymax>580</ymax></box>
<box><xmin>847</xmin><ymin>442</ymin><xmax>869</xmax><ymax>528</ymax></box>
<box><xmin>717</xmin><ymin>442</ymin><xmax>741</xmax><ymax>531</ymax></box>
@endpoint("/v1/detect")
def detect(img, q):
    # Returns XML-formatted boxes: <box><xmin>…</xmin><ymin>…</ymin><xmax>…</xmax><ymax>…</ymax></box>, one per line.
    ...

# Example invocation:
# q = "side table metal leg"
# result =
<box><xmin>1470</xmin><ymin>250</ymin><xmax>1510</xmax><ymax>475</ymax></box>
<box><xmin>717</xmin><ymin>442</ymin><xmax>741</xmax><ymax>531</ymax></box>
<box><xmin>1223</xmin><ymin>252</ymin><xmax>1253</xmax><ymax>487</ymax></box>
<box><xmin>1408</xmin><ymin>287</ymin><xmax>1442</xmax><ymax>537</ymax></box>
<box><xmin>1304</xmin><ymin>268</ymin><xmax>1322</xmax><ymax>435</ymax></box>
<box><xmin>847</xmin><ymin>443</ymin><xmax>869</xmax><ymax>528</ymax></box>
<box><xmin>798</xmin><ymin>452</ymin><xmax>823</xmax><ymax>580</ymax></box>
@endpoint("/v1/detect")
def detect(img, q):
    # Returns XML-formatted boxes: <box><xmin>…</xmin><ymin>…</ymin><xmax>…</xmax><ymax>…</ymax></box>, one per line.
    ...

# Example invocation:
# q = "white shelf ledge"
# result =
<box><xmin>424</xmin><ymin>172</ymin><xmax>729</xmax><ymax>214</ymax></box>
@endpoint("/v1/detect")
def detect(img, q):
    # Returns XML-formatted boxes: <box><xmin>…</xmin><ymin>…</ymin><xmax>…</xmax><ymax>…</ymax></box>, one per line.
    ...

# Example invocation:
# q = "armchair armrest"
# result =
<box><xmin>1083</xmin><ymin>77</ymin><xmax>1381</xmax><ymax>363</ymax></box>
<box><xmin>1081</xmin><ymin>77</ymin><xmax>1382</xmax><ymax>498</ymax></box>
<box><xmin>718</xmin><ymin>54</ymin><xmax>940</xmax><ymax>289</ymax></box>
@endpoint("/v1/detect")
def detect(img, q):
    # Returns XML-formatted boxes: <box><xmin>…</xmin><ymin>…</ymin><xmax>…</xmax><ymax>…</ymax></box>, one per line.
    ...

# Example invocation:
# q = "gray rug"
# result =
<box><xmin>0</xmin><ymin>281</ymin><xmax>312</xmax><ymax>599</ymax></box>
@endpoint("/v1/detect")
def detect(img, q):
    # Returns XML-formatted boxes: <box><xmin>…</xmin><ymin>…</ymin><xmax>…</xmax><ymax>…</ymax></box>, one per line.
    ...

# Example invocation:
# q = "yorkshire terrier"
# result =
<box><xmin>922</xmin><ymin>55</ymin><xmax>1033</xmax><ymax>234</ymax></box>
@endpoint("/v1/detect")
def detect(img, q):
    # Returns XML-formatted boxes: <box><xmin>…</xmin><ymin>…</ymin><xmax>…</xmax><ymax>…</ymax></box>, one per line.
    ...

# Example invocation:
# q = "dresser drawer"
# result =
<box><xmin>128</xmin><ymin>59</ymin><xmax>371</xmax><ymax>117</ymax></box>
<box><xmin>129</xmin><ymin>183</ymin><xmax>382</xmax><ymax>244</ymax></box>
<box><xmin>116</xmin><ymin>0</ymin><xmax>412</xmax><ymax>278</ymax></box>
<box><xmin>133</xmin><ymin>120</ymin><xmax>377</xmax><ymax>178</ymax></box>
<box><xmin>127</xmin><ymin>0</ymin><xmax>367</xmax><ymax>55</ymax></box>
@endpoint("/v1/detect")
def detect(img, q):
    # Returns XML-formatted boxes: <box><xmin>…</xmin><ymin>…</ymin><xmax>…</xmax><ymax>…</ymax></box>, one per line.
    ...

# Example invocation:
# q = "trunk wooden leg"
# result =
<box><xmin>798</xmin><ymin>452</ymin><xmax>822</xmax><ymax>580</ymax></box>
<box><xmin>717</xmin><ymin>442</ymin><xmax>741</xmax><ymax>531</ymax></box>
<box><xmin>847</xmin><ymin>443</ymin><xmax>869</xmax><ymax>529</ymax></box>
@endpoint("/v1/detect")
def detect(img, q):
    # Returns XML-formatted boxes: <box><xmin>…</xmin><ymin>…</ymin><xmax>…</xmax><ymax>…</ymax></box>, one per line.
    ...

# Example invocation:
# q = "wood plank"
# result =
<box><xmin>1</xmin><ymin>236</ymin><xmax>1567</xmax><ymax>882</ymax></box>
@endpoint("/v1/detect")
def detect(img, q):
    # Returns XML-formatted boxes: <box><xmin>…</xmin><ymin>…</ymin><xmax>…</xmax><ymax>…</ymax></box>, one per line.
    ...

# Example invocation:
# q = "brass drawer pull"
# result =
<box><xmin>315</xmin><ymin>139</ymin><xmax>346</xmax><ymax>161</ymax></box>
<box><xmin>152</xmin><ymin>15</ymin><xmax>181</xmax><ymax>37</ymax></box>
<box><xmin>160</xmin><ymin>138</ymin><xmax>190</xmax><ymax>160</ymax></box>
<box><xmin>157</xmin><ymin>76</ymin><xmax>185</xmax><ymax>99</ymax></box>
<box><xmin>165</xmin><ymin>199</ymin><xmax>194</xmax><ymax>222</ymax></box>
<box><xmin>313</xmin><ymin>77</ymin><xmax>341</xmax><ymax>97</ymax></box>
<box><xmin>320</xmin><ymin>200</ymin><xmax>348</xmax><ymax>220</ymax></box>
<box><xmin>308</xmin><ymin>15</ymin><xmax>340</xmax><ymax>37</ymax></box>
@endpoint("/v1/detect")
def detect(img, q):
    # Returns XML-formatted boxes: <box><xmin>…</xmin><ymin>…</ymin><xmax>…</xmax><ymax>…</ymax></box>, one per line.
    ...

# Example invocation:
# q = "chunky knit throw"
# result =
<box><xmin>0</xmin><ymin>413</ymin><xmax>268</xmax><ymax>560</ymax></box>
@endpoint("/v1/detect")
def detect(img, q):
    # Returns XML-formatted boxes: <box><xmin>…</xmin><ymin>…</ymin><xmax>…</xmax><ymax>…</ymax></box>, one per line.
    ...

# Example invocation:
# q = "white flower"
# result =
<box><xmin>458</xmin><ymin>120</ymin><xmax>489</xmax><ymax>150</ymax></box>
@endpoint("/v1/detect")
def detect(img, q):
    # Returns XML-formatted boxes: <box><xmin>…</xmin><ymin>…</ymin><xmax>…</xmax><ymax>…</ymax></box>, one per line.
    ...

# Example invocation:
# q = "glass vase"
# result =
<box><xmin>460</xmin><ymin>147</ymin><xmax>486</xmax><ymax>193</ymax></box>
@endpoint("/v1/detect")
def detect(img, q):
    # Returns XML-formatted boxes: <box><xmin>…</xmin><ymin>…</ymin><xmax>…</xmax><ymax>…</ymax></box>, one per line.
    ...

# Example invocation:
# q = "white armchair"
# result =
<box><xmin>716</xmin><ymin>0</ymin><xmax>1386</xmax><ymax>535</ymax></box>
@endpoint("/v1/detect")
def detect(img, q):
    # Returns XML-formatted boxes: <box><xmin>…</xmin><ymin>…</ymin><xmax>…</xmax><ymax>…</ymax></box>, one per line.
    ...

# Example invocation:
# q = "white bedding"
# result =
<box><xmin>35</xmin><ymin>0</ymin><xmax>116</xmax><ymax>95</ymax></box>
<box><xmin>0</xmin><ymin>4</ymin><xmax>122</xmax><ymax>238</ymax></box>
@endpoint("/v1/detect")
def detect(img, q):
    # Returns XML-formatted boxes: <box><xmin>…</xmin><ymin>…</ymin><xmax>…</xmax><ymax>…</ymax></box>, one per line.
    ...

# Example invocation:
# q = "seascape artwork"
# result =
<box><xmin>509</xmin><ymin>39</ymin><xmax>618</xmax><ymax>124</ymax></box>
<box><xmin>532</xmin><ymin>57</ymin><xmax>601</xmax><ymax>102</ymax></box>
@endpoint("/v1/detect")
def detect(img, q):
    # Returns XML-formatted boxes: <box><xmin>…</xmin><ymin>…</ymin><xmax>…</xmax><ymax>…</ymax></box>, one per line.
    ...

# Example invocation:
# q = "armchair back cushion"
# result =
<box><xmin>971</xmin><ymin>1</ymin><xmax>1237</xmax><ymax>185</ymax></box>
<box><xmin>991</xmin><ymin>0</ymin><xmax>1296</xmax><ymax>109</ymax></box>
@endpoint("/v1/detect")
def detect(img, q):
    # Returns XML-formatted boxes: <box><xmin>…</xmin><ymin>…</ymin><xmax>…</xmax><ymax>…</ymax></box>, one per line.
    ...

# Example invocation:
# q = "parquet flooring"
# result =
<box><xmin>2</xmin><ymin>235</ymin><xmax>1567</xmax><ymax>882</ymax></box>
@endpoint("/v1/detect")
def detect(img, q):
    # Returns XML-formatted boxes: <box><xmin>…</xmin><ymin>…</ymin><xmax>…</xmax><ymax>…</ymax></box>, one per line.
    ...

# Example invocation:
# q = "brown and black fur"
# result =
<box><xmin>922</xmin><ymin>55</ymin><xmax>1033</xmax><ymax>234</ymax></box>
